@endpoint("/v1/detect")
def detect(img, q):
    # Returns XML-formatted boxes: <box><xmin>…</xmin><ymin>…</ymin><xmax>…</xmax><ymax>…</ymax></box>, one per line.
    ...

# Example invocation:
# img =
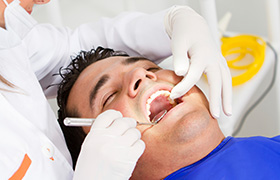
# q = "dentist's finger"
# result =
<box><xmin>91</xmin><ymin>109</ymin><xmax>123</xmax><ymax>129</ymax></box>
<box><xmin>115</xmin><ymin>128</ymin><xmax>142</xmax><ymax>147</ymax></box>
<box><xmin>108</xmin><ymin>117</ymin><xmax>137</xmax><ymax>136</ymax></box>
<box><xmin>221</xmin><ymin>65</ymin><xmax>233</xmax><ymax>116</ymax></box>
<box><xmin>205</xmin><ymin>66</ymin><xmax>222</xmax><ymax>119</ymax></box>
<box><xmin>127</xmin><ymin>139</ymin><xmax>145</xmax><ymax>161</ymax></box>
<box><xmin>170</xmin><ymin>61</ymin><xmax>204</xmax><ymax>100</ymax></box>
<box><xmin>171</xmin><ymin>24</ymin><xmax>190</xmax><ymax>76</ymax></box>
<box><xmin>173</xmin><ymin>56</ymin><xmax>189</xmax><ymax>77</ymax></box>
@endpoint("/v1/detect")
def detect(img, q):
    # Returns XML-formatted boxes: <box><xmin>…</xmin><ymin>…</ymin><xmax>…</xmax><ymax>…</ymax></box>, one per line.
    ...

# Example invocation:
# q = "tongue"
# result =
<box><xmin>149</xmin><ymin>95</ymin><xmax>174</xmax><ymax>121</ymax></box>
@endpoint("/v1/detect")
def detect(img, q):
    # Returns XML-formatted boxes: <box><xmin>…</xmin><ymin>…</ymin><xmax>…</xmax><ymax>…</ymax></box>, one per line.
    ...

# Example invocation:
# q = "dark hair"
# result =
<box><xmin>57</xmin><ymin>46</ymin><xmax>129</xmax><ymax>168</ymax></box>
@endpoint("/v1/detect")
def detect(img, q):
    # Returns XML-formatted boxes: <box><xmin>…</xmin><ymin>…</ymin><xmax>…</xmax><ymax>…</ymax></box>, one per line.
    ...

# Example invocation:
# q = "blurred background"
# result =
<box><xmin>31</xmin><ymin>0</ymin><xmax>280</xmax><ymax>137</ymax></box>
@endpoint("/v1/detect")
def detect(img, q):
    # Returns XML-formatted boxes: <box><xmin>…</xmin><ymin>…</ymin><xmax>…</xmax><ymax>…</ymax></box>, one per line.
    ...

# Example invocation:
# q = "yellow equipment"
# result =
<box><xmin>221</xmin><ymin>34</ymin><xmax>266</xmax><ymax>86</ymax></box>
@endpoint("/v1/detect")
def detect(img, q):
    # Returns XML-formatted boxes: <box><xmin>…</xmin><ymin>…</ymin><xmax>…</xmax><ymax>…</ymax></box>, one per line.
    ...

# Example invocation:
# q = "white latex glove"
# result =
<box><xmin>73</xmin><ymin>110</ymin><xmax>145</xmax><ymax>180</ymax></box>
<box><xmin>165</xmin><ymin>6</ymin><xmax>232</xmax><ymax>118</ymax></box>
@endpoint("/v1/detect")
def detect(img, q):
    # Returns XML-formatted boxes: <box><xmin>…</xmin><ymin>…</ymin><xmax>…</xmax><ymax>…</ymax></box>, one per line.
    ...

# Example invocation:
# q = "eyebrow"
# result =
<box><xmin>89</xmin><ymin>74</ymin><xmax>109</xmax><ymax>107</ymax></box>
<box><xmin>122</xmin><ymin>57</ymin><xmax>150</xmax><ymax>65</ymax></box>
<box><xmin>89</xmin><ymin>57</ymin><xmax>151</xmax><ymax>109</ymax></box>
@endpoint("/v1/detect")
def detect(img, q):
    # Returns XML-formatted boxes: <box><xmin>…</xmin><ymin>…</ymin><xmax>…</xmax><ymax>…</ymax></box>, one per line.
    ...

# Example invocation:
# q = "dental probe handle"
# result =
<box><xmin>63</xmin><ymin>117</ymin><xmax>156</xmax><ymax>127</ymax></box>
<box><xmin>64</xmin><ymin>117</ymin><xmax>94</xmax><ymax>126</ymax></box>
<box><xmin>137</xmin><ymin>122</ymin><xmax>157</xmax><ymax>125</ymax></box>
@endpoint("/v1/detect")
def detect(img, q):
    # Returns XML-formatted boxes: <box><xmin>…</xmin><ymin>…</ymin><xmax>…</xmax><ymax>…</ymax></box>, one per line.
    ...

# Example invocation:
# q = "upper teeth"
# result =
<box><xmin>146</xmin><ymin>90</ymin><xmax>175</xmax><ymax>117</ymax></box>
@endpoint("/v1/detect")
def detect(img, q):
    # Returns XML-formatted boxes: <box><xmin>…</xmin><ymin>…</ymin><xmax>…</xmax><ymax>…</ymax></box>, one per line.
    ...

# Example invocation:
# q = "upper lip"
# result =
<box><xmin>141</xmin><ymin>84</ymin><xmax>173</xmax><ymax>122</ymax></box>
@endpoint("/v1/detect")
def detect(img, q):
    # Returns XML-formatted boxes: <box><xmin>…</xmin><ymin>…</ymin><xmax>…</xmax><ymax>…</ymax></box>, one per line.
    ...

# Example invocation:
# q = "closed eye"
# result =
<box><xmin>103</xmin><ymin>91</ymin><xmax>117</xmax><ymax>107</ymax></box>
<box><xmin>146</xmin><ymin>67</ymin><xmax>160</xmax><ymax>72</ymax></box>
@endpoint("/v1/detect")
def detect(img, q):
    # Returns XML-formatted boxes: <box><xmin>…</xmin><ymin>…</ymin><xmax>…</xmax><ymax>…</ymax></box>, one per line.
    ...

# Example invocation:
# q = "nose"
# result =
<box><xmin>125</xmin><ymin>68</ymin><xmax>157</xmax><ymax>98</ymax></box>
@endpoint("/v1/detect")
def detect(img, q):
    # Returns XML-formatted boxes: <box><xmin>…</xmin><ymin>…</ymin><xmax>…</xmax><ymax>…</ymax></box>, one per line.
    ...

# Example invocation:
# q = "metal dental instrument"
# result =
<box><xmin>64</xmin><ymin>110</ymin><xmax>167</xmax><ymax>127</ymax></box>
<box><xmin>137</xmin><ymin>110</ymin><xmax>167</xmax><ymax>125</ymax></box>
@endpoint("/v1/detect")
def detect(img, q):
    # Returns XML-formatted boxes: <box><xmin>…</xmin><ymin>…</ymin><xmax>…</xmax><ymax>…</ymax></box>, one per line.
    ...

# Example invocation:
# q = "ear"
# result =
<box><xmin>34</xmin><ymin>0</ymin><xmax>50</xmax><ymax>5</ymax></box>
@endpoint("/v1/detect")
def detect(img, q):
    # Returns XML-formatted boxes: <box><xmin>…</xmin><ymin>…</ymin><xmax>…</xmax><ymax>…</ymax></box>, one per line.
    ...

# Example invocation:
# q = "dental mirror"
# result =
<box><xmin>137</xmin><ymin>110</ymin><xmax>167</xmax><ymax>125</ymax></box>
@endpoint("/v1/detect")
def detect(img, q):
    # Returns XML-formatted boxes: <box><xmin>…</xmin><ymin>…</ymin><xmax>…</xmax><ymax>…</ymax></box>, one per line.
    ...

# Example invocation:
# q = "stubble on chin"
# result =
<box><xmin>167</xmin><ymin>110</ymin><xmax>211</xmax><ymax>144</ymax></box>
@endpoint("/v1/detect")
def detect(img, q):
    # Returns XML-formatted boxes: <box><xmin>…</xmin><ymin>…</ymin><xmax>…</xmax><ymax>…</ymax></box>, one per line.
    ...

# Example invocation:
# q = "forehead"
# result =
<box><xmin>76</xmin><ymin>56</ymin><xmax>154</xmax><ymax>84</ymax></box>
<box><xmin>78</xmin><ymin>56</ymin><xmax>126</xmax><ymax>81</ymax></box>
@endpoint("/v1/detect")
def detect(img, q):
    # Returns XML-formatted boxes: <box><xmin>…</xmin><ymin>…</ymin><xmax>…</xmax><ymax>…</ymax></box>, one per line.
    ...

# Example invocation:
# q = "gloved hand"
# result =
<box><xmin>165</xmin><ymin>5</ymin><xmax>232</xmax><ymax>118</ymax></box>
<box><xmin>73</xmin><ymin>110</ymin><xmax>145</xmax><ymax>180</ymax></box>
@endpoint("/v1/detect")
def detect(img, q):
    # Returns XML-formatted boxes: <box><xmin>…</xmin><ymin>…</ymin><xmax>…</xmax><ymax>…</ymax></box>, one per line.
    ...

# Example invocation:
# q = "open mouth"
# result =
<box><xmin>146</xmin><ymin>90</ymin><xmax>182</xmax><ymax>123</ymax></box>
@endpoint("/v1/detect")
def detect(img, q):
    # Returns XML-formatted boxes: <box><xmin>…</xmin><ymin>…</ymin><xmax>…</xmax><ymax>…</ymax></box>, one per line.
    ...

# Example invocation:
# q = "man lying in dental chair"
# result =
<box><xmin>57</xmin><ymin>47</ymin><xmax>280</xmax><ymax>180</ymax></box>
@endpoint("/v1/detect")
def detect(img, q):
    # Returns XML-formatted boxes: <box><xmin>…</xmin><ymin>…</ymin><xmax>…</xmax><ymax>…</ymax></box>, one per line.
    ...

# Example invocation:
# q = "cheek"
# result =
<box><xmin>105</xmin><ymin>100</ymin><xmax>137</xmax><ymax>120</ymax></box>
<box><xmin>107</xmin><ymin>103</ymin><xmax>128</xmax><ymax>115</ymax></box>
<box><xmin>189</xmin><ymin>87</ymin><xmax>210</xmax><ymax>109</ymax></box>
<box><xmin>156</xmin><ymin>70</ymin><xmax>183</xmax><ymax>84</ymax></box>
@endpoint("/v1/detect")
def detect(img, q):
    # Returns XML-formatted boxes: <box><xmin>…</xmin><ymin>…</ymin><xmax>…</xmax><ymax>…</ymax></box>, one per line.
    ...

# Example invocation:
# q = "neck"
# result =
<box><xmin>0</xmin><ymin>1</ymin><xmax>7</xmax><ymax>29</ymax></box>
<box><xmin>131</xmin><ymin>120</ymin><xmax>225</xmax><ymax>180</ymax></box>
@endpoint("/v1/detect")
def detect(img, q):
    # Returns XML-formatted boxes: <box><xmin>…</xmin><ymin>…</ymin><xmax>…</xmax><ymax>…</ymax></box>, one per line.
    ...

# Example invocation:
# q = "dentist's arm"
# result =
<box><xmin>165</xmin><ymin>6</ymin><xmax>232</xmax><ymax>118</ymax></box>
<box><xmin>73</xmin><ymin>110</ymin><xmax>145</xmax><ymax>180</ymax></box>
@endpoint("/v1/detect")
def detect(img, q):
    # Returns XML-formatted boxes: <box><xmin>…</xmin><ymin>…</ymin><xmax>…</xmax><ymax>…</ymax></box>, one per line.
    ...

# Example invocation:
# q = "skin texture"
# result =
<box><xmin>67</xmin><ymin>56</ymin><xmax>225</xmax><ymax>179</ymax></box>
<box><xmin>0</xmin><ymin>0</ymin><xmax>50</xmax><ymax>28</ymax></box>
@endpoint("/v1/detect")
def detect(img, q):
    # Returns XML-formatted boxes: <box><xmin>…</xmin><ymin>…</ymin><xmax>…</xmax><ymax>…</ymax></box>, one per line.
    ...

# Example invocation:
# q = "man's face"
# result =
<box><xmin>67</xmin><ymin>56</ymin><xmax>214</xmax><ymax>175</ymax></box>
